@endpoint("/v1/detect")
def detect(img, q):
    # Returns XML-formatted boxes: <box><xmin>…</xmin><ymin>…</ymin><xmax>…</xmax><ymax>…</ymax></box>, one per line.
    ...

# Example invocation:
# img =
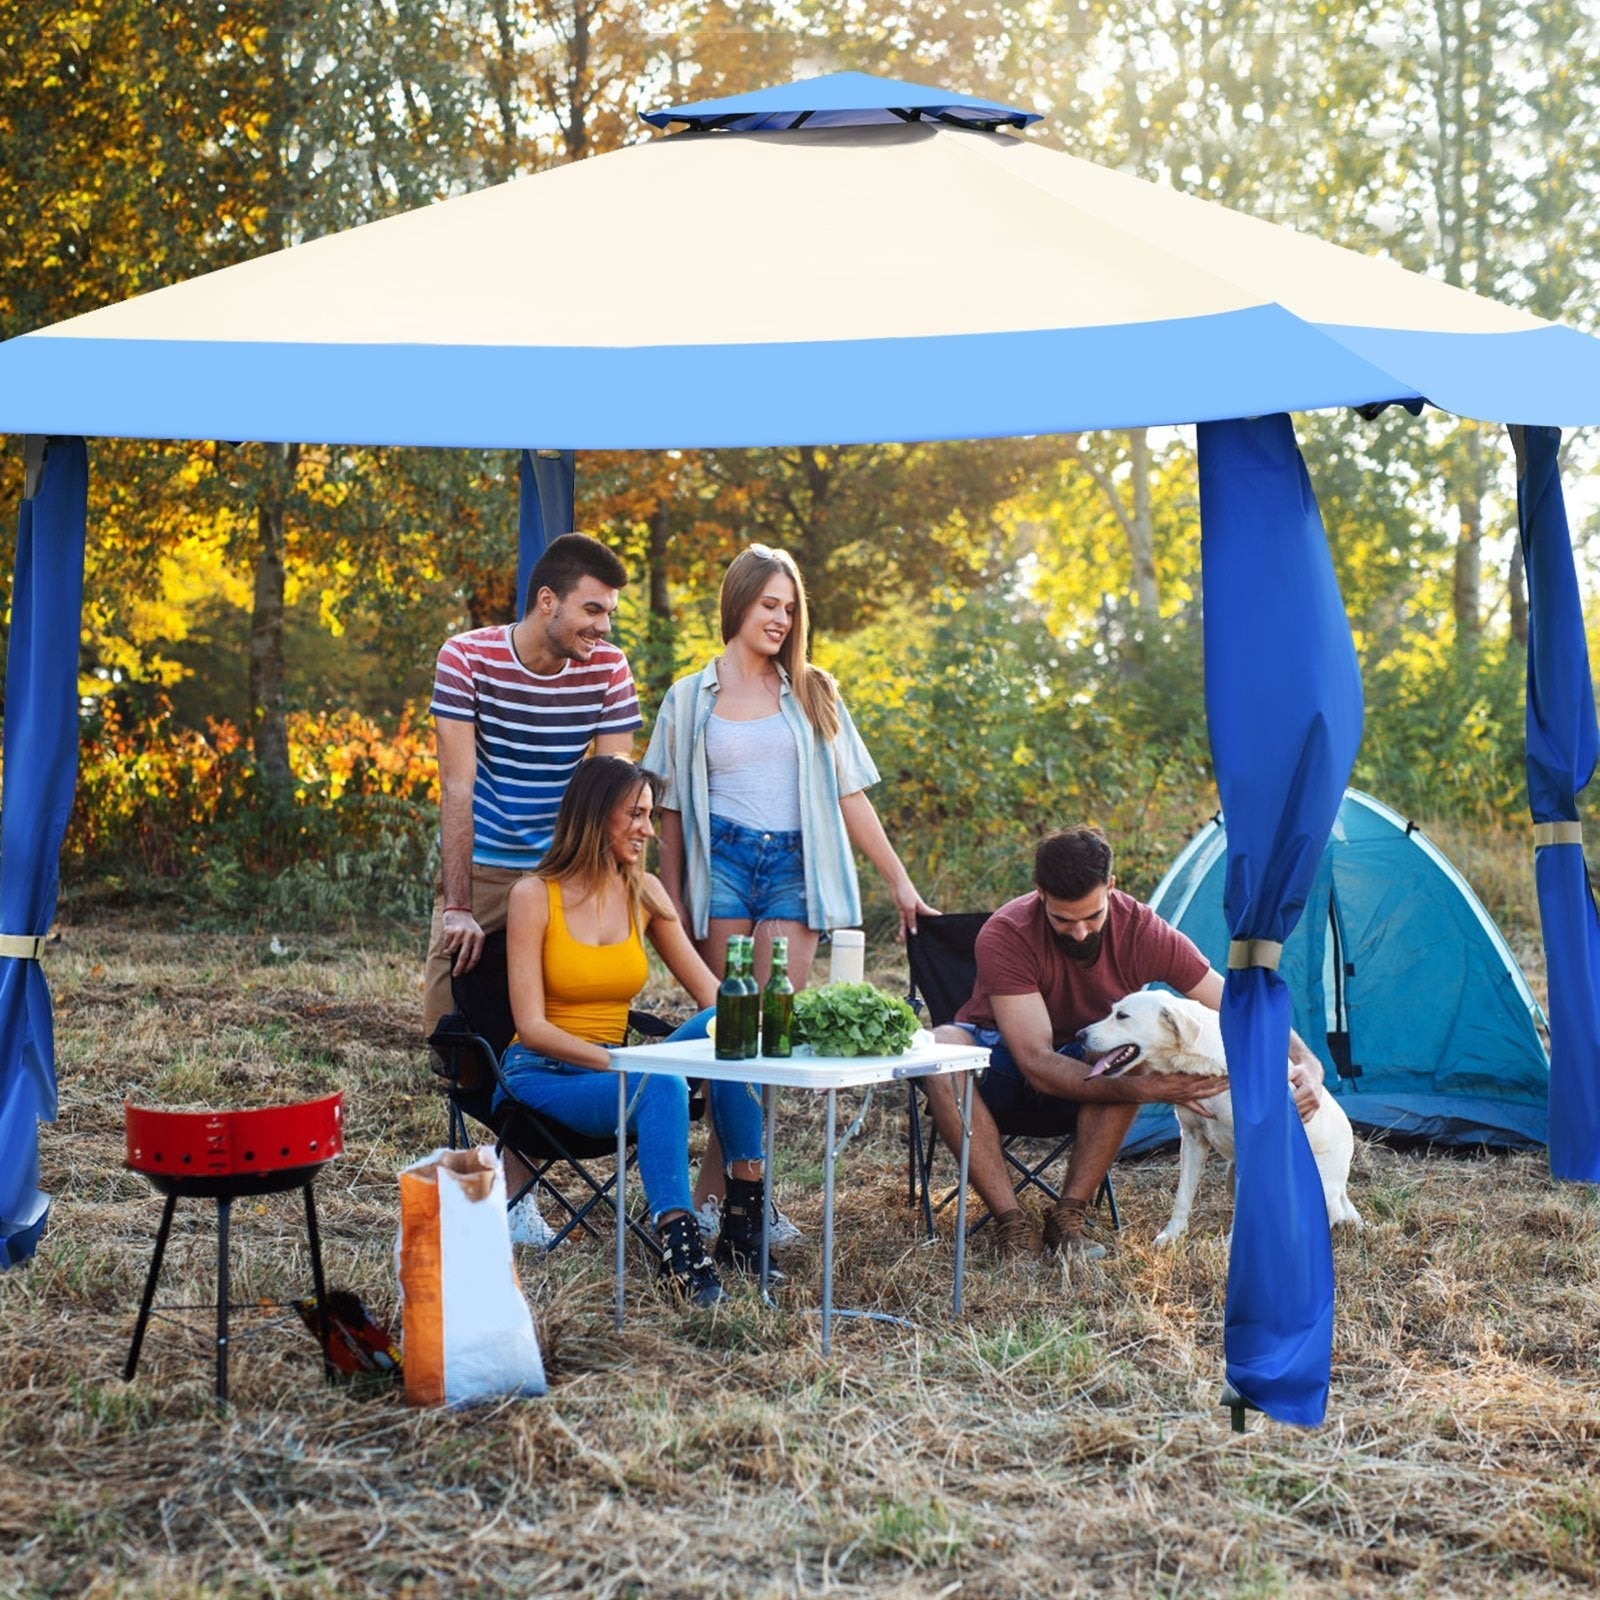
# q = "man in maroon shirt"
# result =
<box><xmin>924</xmin><ymin>825</ymin><xmax>1323</xmax><ymax>1259</ymax></box>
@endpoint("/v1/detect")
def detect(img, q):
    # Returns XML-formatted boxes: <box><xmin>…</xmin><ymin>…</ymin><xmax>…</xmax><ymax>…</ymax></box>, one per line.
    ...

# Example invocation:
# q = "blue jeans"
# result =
<box><xmin>495</xmin><ymin>1010</ymin><xmax>763</xmax><ymax>1224</ymax></box>
<box><xmin>708</xmin><ymin>814</ymin><xmax>808</xmax><ymax>923</ymax></box>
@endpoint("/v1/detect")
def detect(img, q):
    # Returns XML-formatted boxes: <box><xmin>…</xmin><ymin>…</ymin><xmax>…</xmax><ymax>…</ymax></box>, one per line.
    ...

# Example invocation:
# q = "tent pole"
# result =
<box><xmin>0</xmin><ymin>435</ymin><xmax>88</xmax><ymax>1267</ymax></box>
<box><xmin>1198</xmin><ymin>413</ymin><xmax>1362</xmax><ymax>1427</ymax></box>
<box><xmin>516</xmin><ymin>449</ymin><xmax>577</xmax><ymax>617</ymax></box>
<box><xmin>1512</xmin><ymin>424</ymin><xmax>1600</xmax><ymax>1183</ymax></box>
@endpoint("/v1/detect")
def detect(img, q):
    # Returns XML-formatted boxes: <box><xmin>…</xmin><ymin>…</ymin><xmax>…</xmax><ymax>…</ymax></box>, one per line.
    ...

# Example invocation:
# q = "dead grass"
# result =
<box><xmin>1</xmin><ymin>913</ymin><xmax>1596</xmax><ymax>1599</ymax></box>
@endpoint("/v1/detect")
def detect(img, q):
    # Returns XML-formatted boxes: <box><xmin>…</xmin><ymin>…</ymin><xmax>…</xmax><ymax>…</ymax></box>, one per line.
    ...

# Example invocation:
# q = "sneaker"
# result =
<box><xmin>992</xmin><ymin>1206</ymin><xmax>1045</xmax><ymax>1260</ymax></box>
<box><xmin>658</xmin><ymin>1212</ymin><xmax>727</xmax><ymax>1308</ymax></box>
<box><xmin>507</xmin><ymin>1191</ymin><xmax>556</xmax><ymax>1248</ymax></box>
<box><xmin>694</xmin><ymin>1194</ymin><xmax>723</xmax><ymax>1246</ymax></box>
<box><xmin>1043</xmin><ymin>1196</ymin><xmax>1108</xmax><ymax>1260</ymax></box>
<box><xmin>768</xmin><ymin>1204</ymin><xmax>804</xmax><ymax>1248</ymax></box>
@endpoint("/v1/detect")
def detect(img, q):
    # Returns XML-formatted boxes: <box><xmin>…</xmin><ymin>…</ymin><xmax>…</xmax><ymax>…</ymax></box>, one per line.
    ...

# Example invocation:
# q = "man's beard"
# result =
<box><xmin>1052</xmin><ymin>929</ymin><xmax>1103</xmax><ymax>963</ymax></box>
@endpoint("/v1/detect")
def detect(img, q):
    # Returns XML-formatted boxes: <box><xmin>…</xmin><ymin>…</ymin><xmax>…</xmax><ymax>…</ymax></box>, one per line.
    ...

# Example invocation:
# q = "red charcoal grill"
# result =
<box><xmin>123</xmin><ymin>1091</ymin><xmax>344</xmax><ymax>1404</ymax></box>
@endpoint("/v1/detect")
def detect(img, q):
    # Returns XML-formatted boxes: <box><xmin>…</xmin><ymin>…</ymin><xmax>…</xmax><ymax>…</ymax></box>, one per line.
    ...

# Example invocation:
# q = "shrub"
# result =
<box><xmin>57</xmin><ymin>698</ymin><xmax>439</xmax><ymax>928</ymax></box>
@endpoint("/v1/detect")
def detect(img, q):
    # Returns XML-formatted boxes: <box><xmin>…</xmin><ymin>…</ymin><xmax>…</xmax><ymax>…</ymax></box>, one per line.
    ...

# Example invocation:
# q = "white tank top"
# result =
<box><xmin>705</xmin><ymin>712</ymin><xmax>802</xmax><ymax>831</ymax></box>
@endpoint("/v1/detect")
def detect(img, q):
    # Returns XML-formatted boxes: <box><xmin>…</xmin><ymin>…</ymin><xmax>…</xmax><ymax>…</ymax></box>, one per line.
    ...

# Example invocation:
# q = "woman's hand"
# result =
<box><xmin>891</xmin><ymin>877</ymin><xmax>940</xmax><ymax>941</ymax></box>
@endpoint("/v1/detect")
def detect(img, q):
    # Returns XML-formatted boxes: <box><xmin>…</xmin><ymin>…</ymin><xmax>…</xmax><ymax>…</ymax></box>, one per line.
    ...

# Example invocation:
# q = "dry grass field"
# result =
<box><xmin>2</xmin><ymin>901</ymin><xmax>1597</xmax><ymax>1599</ymax></box>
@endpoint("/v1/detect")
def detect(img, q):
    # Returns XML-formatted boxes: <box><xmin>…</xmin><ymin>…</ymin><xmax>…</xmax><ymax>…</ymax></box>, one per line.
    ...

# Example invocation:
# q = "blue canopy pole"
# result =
<box><xmin>1</xmin><ymin>435</ymin><xmax>88</xmax><ymax>1267</ymax></box>
<box><xmin>1513</xmin><ymin>424</ymin><xmax>1600</xmax><ymax>1182</ymax></box>
<box><xmin>516</xmin><ymin>449</ymin><xmax>576</xmax><ymax>615</ymax></box>
<box><xmin>1199</xmin><ymin>414</ymin><xmax>1363</xmax><ymax>1426</ymax></box>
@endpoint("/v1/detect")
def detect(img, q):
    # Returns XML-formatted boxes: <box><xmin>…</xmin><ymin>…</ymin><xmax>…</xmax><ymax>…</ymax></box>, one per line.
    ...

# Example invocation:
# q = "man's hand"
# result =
<box><xmin>1289</xmin><ymin>1059</ymin><xmax>1322</xmax><ymax>1123</ymax></box>
<box><xmin>442</xmin><ymin>907</ymin><xmax>486</xmax><ymax>976</ymax></box>
<box><xmin>1140</xmin><ymin>1070</ymin><xmax>1230</xmax><ymax>1119</ymax></box>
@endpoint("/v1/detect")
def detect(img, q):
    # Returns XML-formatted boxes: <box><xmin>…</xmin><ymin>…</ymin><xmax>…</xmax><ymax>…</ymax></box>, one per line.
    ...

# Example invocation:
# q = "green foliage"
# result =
<box><xmin>1359</xmin><ymin>641</ymin><xmax>1527</xmax><ymax>820</ymax></box>
<box><xmin>837</xmin><ymin>588</ymin><xmax>1216</xmax><ymax>915</ymax></box>
<box><xmin>792</xmin><ymin>982</ymin><xmax>919</xmax><ymax>1057</ymax></box>
<box><xmin>61</xmin><ymin>698</ymin><xmax>438</xmax><ymax>930</ymax></box>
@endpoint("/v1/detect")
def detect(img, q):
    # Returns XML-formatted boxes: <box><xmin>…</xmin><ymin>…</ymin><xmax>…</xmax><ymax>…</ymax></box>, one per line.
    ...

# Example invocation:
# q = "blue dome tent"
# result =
<box><xmin>1124</xmin><ymin>790</ymin><xmax>1550</xmax><ymax>1156</ymax></box>
<box><xmin>3</xmin><ymin>71</ymin><xmax>1599</xmax><ymax>1426</ymax></box>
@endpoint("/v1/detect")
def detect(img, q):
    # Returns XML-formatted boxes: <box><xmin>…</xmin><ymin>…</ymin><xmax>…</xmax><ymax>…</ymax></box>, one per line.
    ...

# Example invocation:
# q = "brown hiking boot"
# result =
<box><xmin>1043</xmin><ymin>1196</ymin><xmax>1108</xmax><ymax>1260</ymax></box>
<box><xmin>991</xmin><ymin>1206</ymin><xmax>1045</xmax><ymax>1260</ymax></box>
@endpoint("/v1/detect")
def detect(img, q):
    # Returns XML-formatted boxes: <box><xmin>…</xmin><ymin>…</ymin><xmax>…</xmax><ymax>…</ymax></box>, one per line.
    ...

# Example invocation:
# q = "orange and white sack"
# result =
<box><xmin>396</xmin><ymin>1146</ymin><xmax>547</xmax><ymax>1407</ymax></box>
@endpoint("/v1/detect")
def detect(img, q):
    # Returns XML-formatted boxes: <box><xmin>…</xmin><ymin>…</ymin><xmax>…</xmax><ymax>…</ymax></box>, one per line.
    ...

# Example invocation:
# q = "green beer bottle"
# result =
<box><xmin>715</xmin><ymin>940</ymin><xmax>745</xmax><ymax>1061</ymax></box>
<box><xmin>762</xmin><ymin>936</ymin><xmax>795</xmax><ymax>1058</ymax></box>
<box><xmin>737</xmin><ymin>935</ymin><xmax>761</xmax><ymax>1059</ymax></box>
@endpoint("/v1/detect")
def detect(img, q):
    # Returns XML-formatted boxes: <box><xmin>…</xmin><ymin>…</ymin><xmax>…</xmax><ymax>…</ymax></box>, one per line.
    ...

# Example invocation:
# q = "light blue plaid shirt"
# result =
<box><xmin>643</xmin><ymin>658</ymin><xmax>880</xmax><ymax>938</ymax></box>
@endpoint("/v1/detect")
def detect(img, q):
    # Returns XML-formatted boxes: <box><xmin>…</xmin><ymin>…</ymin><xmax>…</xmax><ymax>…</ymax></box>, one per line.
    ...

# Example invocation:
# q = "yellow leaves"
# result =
<box><xmin>1010</xmin><ymin>741</ymin><xmax>1036</xmax><ymax>768</ymax></box>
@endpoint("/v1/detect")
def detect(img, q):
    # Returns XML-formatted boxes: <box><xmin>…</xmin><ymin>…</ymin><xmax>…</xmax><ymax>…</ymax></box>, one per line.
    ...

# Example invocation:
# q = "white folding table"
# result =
<box><xmin>604</xmin><ymin>1033</ymin><xmax>989</xmax><ymax>1354</ymax></box>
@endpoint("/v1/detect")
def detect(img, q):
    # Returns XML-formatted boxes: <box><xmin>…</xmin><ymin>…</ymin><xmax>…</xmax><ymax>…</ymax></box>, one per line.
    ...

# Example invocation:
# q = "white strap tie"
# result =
<box><xmin>1228</xmin><ymin>938</ymin><xmax>1284</xmax><ymax>972</ymax></box>
<box><xmin>1533</xmin><ymin>821</ymin><xmax>1583</xmax><ymax>847</ymax></box>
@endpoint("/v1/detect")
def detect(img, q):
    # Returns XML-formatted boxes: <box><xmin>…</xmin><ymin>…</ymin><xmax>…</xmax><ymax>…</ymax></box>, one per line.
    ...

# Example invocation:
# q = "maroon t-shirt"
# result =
<box><xmin>955</xmin><ymin>889</ymin><xmax>1209</xmax><ymax>1047</ymax></box>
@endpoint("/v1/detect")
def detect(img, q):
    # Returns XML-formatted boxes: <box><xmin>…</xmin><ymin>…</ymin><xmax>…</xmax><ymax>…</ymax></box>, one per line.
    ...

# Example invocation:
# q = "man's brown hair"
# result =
<box><xmin>524</xmin><ymin>532</ymin><xmax>628</xmax><ymax>613</ymax></box>
<box><xmin>1034</xmin><ymin>825</ymin><xmax>1114</xmax><ymax>900</ymax></box>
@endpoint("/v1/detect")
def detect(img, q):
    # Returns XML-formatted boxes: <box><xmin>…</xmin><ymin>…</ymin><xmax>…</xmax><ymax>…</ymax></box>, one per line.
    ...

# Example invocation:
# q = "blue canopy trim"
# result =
<box><xmin>642</xmin><ymin>70</ymin><xmax>1039</xmax><ymax>132</ymax></box>
<box><xmin>8</xmin><ymin>317</ymin><xmax>1595</xmax><ymax>449</ymax></box>
<box><xmin>1516</xmin><ymin>424</ymin><xmax>1600</xmax><ymax>1183</ymax></box>
<box><xmin>1199</xmin><ymin>414</ymin><xmax>1364</xmax><ymax>1427</ymax></box>
<box><xmin>0</xmin><ymin>311</ymin><xmax>1421</xmax><ymax>450</ymax></box>
<box><xmin>517</xmin><ymin>448</ymin><xmax>576</xmax><ymax>617</ymax></box>
<box><xmin>0</xmin><ymin>436</ymin><xmax>88</xmax><ymax>1268</ymax></box>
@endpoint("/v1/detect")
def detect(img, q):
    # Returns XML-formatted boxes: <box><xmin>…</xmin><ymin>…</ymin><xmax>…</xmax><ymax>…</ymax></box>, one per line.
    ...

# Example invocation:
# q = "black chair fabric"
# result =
<box><xmin>428</xmin><ymin>928</ymin><xmax>673</xmax><ymax>1255</ymax></box>
<box><xmin>905</xmin><ymin>912</ymin><xmax>1119</xmax><ymax>1237</ymax></box>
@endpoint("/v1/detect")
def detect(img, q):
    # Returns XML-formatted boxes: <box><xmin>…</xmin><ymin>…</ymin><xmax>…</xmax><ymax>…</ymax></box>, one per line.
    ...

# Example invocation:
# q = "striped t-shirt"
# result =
<box><xmin>431</xmin><ymin>626</ymin><xmax>642</xmax><ymax>869</ymax></box>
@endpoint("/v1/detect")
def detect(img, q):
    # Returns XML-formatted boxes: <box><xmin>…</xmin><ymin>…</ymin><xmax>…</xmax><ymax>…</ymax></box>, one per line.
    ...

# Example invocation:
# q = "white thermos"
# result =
<box><xmin>830</xmin><ymin>928</ymin><xmax>866</xmax><ymax>985</ymax></box>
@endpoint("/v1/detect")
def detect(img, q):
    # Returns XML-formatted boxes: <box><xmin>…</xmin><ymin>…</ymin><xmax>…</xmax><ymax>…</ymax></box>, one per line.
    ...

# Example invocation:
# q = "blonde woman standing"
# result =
<box><xmin>648</xmin><ymin>544</ymin><xmax>936</xmax><ymax>982</ymax></box>
<box><xmin>644</xmin><ymin>544</ymin><xmax>937</xmax><ymax>1226</ymax></box>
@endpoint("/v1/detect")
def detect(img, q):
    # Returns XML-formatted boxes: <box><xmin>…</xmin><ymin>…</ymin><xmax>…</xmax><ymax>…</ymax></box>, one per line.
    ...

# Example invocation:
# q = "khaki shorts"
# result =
<box><xmin>422</xmin><ymin>865</ymin><xmax>538</xmax><ymax>1043</ymax></box>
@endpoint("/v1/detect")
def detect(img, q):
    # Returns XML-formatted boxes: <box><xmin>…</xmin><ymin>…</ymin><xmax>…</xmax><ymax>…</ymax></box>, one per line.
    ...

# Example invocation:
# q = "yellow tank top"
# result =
<box><xmin>542</xmin><ymin>878</ymin><xmax>649</xmax><ymax>1044</ymax></box>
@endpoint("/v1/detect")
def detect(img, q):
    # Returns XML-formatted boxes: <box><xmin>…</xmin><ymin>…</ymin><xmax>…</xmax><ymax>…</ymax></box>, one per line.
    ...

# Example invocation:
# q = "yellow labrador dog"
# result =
<box><xmin>1079</xmin><ymin>991</ymin><xmax>1362</xmax><ymax>1247</ymax></box>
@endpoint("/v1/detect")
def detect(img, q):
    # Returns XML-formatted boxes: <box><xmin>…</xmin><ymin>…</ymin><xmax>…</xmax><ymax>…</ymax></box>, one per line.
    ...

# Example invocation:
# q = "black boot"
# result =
<box><xmin>657</xmin><ymin>1212</ymin><xmax>726</xmax><ymax>1308</ymax></box>
<box><xmin>714</xmin><ymin>1176</ymin><xmax>785</xmax><ymax>1283</ymax></box>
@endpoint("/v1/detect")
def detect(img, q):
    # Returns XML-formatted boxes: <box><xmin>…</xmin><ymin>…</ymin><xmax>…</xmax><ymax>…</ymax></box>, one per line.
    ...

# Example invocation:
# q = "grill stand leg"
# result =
<box><xmin>216</xmin><ymin>1198</ymin><xmax>231</xmax><ymax>1408</ymax></box>
<box><xmin>303</xmin><ymin>1183</ymin><xmax>333</xmax><ymax>1383</ymax></box>
<box><xmin>123</xmin><ymin>1192</ymin><xmax>177</xmax><ymax>1382</ymax></box>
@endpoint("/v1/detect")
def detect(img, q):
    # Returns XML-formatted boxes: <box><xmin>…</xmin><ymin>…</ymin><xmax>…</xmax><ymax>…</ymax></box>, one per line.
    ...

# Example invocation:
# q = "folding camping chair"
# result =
<box><xmin>904</xmin><ymin>912</ymin><xmax>1120</xmax><ymax>1239</ymax></box>
<box><xmin>427</xmin><ymin>929</ymin><xmax>676</xmax><ymax>1257</ymax></box>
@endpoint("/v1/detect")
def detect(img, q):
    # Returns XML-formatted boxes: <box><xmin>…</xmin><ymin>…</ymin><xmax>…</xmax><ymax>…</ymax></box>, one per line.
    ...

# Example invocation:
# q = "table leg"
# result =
<box><xmin>822</xmin><ymin>1087</ymin><xmax>837</xmax><ymax>1356</ymax></box>
<box><xmin>615</xmin><ymin>1069</ymin><xmax>627</xmax><ymax>1334</ymax></box>
<box><xmin>760</xmin><ymin>1082</ymin><xmax>776</xmax><ymax>1297</ymax></box>
<box><xmin>954</xmin><ymin>1072</ymin><xmax>973</xmax><ymax>1320</ymax></box>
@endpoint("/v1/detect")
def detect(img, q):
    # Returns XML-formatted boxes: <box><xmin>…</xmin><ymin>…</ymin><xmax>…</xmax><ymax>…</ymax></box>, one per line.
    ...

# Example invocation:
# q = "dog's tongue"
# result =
<box><xmin>1085</xmin><ymin>1044</ymin><xmax>1138</xmax><ymax>1078</ymax></box>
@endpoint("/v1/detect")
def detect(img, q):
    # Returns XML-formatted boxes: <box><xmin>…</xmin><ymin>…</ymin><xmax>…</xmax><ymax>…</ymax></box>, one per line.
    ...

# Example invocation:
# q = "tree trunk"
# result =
<box><xmin>1508</xmin><ymin>538</ymin><xmax>1528</xmax><ymax>649</ymax></box>
<box><xmin>1126</xmin><ymin>427</ymin><xmax>1159</xmax><ymax>626</ymax></box>
<box><xmin>1452</xmin><ymin>422</ymin><xmax>1483</xmax><ymax>653</ymax></box>
<box><xmin>645</xmin><ymin>502</ymin><xmax>675</xmax><ymax>703</ymax></box>
<box><xmin>250</xmin><ymin>442</ymin><xmax>297</xmax><ymax>794</ymax></box>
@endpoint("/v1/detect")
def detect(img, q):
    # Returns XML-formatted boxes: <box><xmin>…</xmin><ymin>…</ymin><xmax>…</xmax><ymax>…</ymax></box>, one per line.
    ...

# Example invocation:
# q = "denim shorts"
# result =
<box><xmin>707</xmin><ymin>814</ymin><xmax>807</xmax><ymax>923</ymax></box>
<box><xmin>950</xmin><ymin>1022</ymin><xmax>1084</xmax><ymax>1134</ymax></box>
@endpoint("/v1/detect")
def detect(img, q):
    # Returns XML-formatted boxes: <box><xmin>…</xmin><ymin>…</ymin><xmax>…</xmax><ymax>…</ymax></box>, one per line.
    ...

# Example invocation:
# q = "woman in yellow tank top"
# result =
<box><xmin>500</xmin><ymin>756</ymin><xmax>772</xmax><ymax>1306</ymax></box>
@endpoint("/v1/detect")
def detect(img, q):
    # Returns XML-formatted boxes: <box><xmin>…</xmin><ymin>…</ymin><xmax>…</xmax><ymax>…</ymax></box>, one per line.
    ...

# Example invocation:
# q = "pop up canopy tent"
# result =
<box><xmin>3</xmin><ymin>71</ymin><xmax>1599</xmax><ymax>1427</ymax></box>
<box><xmin>1124</xmin><ymin>789</ymin><xmax>1550</xmax><ymax>1156</ymax></box>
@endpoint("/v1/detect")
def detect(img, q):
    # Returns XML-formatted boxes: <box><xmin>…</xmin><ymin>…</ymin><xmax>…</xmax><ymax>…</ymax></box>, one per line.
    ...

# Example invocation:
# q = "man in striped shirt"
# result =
<box><xmin>424</xmin><ymin>533</ymin><xmax>642</xmax><ymax>1042</ymax></box>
